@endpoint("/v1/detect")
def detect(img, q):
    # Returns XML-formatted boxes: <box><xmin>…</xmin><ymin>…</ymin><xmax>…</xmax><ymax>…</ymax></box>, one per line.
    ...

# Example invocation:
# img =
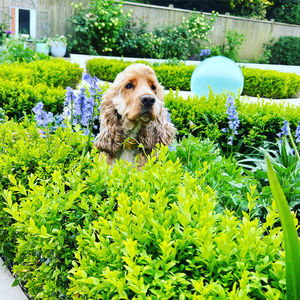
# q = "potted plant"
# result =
<box><xmin>49</xmin><ymin>35</ymin><xmax>67</xmax><ymax>57</ymax></box>
<box><xmin>35</xmin><ymin>37</ymin><xmax>50</xmax><ymax>55</ymax></box>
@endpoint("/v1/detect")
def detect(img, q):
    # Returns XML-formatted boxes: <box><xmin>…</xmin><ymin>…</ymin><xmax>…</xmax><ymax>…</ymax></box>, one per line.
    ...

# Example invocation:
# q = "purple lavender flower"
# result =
<box><xmin>32</xmin><ymin>73</ymin><xmax>102</xmax><ymax>138</ymax></box>
<box><xmin>64</xmin><ymin>87</ymin><xmax>75</xmax><ymax>107</ymax></box>
<box><xmin>83</xmin><ymin>73</ymin><xmax>93</xmax><ymax>85</ymax></box>
<box><xmin>295</xmin><ymin>121</ymin><xmax>300</xmax><ymax>143</ymax></box>
<box><xmin>277</xmin><ymin>120</ymin><xmax>289</xmax><ymax>139</ymax></box>
<box><xmin>6</xmin><ymin>30</ymin><xmax>12</xmax><ymax>35</ymax></box>
<box><xmin>223</xmin><ymin>96</ymin><xmax>240</xmax><ymax>145</ymax></box>
<box><xmin>200</xmin><ymin>49</ymin><xmax>211</xmax><ymax>57</ymax></box>
<box><xmin>32</xmin><ymin>102</ymin><xmax>53</xmax><ymax>127</ymax></box>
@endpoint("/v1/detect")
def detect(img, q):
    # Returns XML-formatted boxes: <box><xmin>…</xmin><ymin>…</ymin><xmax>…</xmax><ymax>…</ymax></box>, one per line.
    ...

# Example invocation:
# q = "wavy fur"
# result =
<box><xmin>94</xmin><ymin>63</ymin><xmax>176</xmax><ymax>165</ymax></box>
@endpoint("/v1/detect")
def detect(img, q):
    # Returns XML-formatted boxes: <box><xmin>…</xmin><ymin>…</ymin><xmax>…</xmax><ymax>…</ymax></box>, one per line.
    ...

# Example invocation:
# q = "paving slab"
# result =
<box><xmin>0</xmin><ymin>258</ymin><xmax>28</xmax><ymax>300</ymax></box>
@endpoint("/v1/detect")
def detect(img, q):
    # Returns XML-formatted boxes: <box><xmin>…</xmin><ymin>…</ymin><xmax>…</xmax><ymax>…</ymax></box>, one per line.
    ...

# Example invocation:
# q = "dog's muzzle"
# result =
<box><xmin>141</xmin><ymin>94</ymin><xmax>156</xmax><ymax>113</ymax></box>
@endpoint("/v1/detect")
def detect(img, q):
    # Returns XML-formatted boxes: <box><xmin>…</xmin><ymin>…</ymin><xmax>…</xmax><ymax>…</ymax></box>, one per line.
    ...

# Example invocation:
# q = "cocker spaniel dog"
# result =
<box><xmin>94</xmin><ymin>63</ymin><xmax>176</xmax><ymax>166</ymax></box>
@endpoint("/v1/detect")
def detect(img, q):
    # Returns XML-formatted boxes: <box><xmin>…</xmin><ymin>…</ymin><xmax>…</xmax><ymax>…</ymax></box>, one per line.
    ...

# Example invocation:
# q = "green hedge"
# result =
<box><xmin>0</xmin><ymin>120</ymin><xmax>287</xmax><ymax>298</ymax></box>
<box><xmin>86</xmin><ymin>58</ymin><xmax>300</xmax><ymax>98</ymax></box>
<box><xmin>0</xmin><ymin>59</ymin><xmax>83</xmax><ymax>88</ymax></box>
<box><xmin>164</xmin><ymin>90</ymin><xmax>300</xmax><ymax>151</ymax></box>
<box><xmin>0</xmin><ymin>81</ymin><xmax>65</xmax><ymax>119</ymax></box>
<box><xmin>267</xmin><ymin>36</ymin><xmax>300</xmax><ymax>66</ymax></box>
<box><xmin>242</xmin><ymin>68</ymin><xmax>300</xmax><ymax>99</ymax></box>
<box><xmin>0</xmin><ymin>59</ymin><xmax>83</xmax><ymax>118</ymax></box>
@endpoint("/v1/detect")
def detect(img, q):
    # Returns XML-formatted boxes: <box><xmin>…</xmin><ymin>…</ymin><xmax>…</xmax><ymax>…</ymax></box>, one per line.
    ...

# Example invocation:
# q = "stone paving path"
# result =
<box><xmin>0</xmin><ymin>258</ymin><xmax>27</xmax><ymax>300</ymax></box>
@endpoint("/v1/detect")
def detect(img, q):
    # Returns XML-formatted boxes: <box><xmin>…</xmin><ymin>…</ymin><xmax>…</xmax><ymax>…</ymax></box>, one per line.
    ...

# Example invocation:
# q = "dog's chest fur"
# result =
<box><xmin>117</xmin><ymin>120</ymin><xmax>143</xmax><ymax>163</ymax></box>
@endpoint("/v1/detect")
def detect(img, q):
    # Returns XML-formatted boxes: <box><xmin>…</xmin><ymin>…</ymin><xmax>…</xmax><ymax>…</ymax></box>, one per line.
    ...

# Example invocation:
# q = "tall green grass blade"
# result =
<box><xmin>266</xmin><ymin>156</ymin><xmax>300</xmax><ymax>300</ymax></box>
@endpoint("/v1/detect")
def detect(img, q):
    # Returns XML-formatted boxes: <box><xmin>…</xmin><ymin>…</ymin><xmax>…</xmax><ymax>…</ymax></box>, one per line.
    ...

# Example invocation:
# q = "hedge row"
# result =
<box><xmin>86</xmin><ymin>58</ymin><xmax>300</xmax><ymax>99</ymax></box>
<box><xmin>0</xmin><ymin>120</ymin><xmax>286</xmax><ymax>298</ymax></box>
<box><xmin>0</xmin><ymin>81</ymin><xmax>65</xmax><ymax>119</ymax></box>
<box><xmin>0</xmin><ymin>59</ymin><xmax>83</xmax><ymax>118</ymax></box>
<box><xmin>267</xmin><ymin>36</ymin><xmax>300</xmax><ymax>66</ymax></box>
<box><xmin>0</xmin><ymin>59</ymin><xmax>83</xmax><ymax>89</ymax></box>
<box><xmin>164</xmin><ymin>90</ymin><xmax>300</xmax><ymax>152</ymax></box>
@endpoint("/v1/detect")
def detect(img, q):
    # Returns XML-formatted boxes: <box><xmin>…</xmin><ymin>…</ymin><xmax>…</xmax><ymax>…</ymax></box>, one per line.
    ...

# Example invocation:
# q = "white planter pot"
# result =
<box><xmin>35</xmin><ymin>43</ymin><xmax>49</xmax><ymax>55</ymax></box>
<box><xmin>50</xmin><ymin>42</ymin><xmax>66</xmax><ymax>57</ymax></box>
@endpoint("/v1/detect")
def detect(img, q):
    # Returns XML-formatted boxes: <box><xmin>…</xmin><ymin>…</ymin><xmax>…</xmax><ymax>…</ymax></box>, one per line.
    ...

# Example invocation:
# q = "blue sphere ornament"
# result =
<box><xmin>190</xmin><ymin>56</ymin><xmax>244</xmax><ymax>98</ymax></box>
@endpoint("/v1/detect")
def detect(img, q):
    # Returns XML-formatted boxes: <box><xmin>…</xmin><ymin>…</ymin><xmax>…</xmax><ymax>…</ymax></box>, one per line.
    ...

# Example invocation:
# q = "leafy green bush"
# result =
<box><xmin>0</xmin><ymin>120</ymin><xmax>88</xmax><ymax>268</ymax></box>
<box><xmin>266</xmin><ymin>0</ymin><xmax>300</xmax><ymax>25</ymax></box>
<box><xmin>0</xmin><ymin>81</ymin><xmax>65</xmax><ymax>119</ymax></box>
<box><xmin>0</xmin><ymin>35</ymin><xmax>48</xmax><ymax>64</ymax></box>
<box><xmin>0</xmin><ymin>123</ymin><xmax>288</xmax><ymax>298</ymax></box>
<box><xmin>168</xmin><ymin>136</ymin><xmax>261</xmax><ymax>215</ymax></box>
<box><xmin>266</xmin><ymin>36</ymin><xmax>300</xmax><ymax>66</ymax></box>
<box><xmin>229</xmin><ymin>0</ymin><xmax>272</xmax><ymax>19</ymax></box>
<box><xmin>69</xmin><ymin>0</ymin><xmax>131</xmax><ymax>55</ymax></box>
<box><xmin>0</xmin><ymin>59</ymin><xmax>83</xmax><ymax>118</ymax></box>
<box><xmin>238</xmin><ymin>138</ymin><xmax>300</xmax><ymax>216</ymax></box>
<box><xmin>86</xmin><ymin>58</ymin><xmax>300</xmax><ymax>98</ymax></box>
<box><xmin>117</xmin><ymin>12</ymin><xmax>217</xmax><ymax>60</ymax></box>
<box><xmin>0</xmin><ymin>59</ymin><xmax>83</xmax><ymax>88</ymax></box>
<box><xmin>242</xmin><ymin>67</ymin><xmax>300</xmax><ymax>98</ymax></box>
<box><xmin>217</xmin><ymin>30</ymin><xmax>245</xmax><ymax>62</ymax></box>
<box><xmin>164</xmin><ymin>90</ymin><xmax>300</xmax><ymax>152</ymax></box>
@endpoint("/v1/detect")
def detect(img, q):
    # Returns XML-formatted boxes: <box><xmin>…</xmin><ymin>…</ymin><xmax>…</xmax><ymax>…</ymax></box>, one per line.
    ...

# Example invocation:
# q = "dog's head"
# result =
<box><xmin>106</xmin><ymin>63</ymin><xmax>164</xmax><ymax>123</ymax></box>
<box><xmin>95</xmin><ymin>63</ymin><xmax>176</xmax><ymax>157</ymax></box>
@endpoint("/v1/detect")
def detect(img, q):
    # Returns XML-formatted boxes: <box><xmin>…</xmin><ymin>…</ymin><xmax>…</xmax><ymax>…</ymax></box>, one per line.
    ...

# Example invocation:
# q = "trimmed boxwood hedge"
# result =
<box><xmin>0</xmin><ymin>81</ymin><xmax>65</xmax><ymax>119</ymax></box>
<box><xmin>0</xmin><ymin>120</ymin><xmax>287</xmax><ymax>299</ymax></box>
<box><xmin>163</xmin><ymin>90</ymin><xmax>300</xmax><ymax>152</ymax></box>
<box><xmin>86</xmin><ymin>58</ymin><xmax>300</xmax><ymax>99</ymax></box>
<box><xmin>0</xmin><ymin>59</ymin><xmax>83</xmax><ymax>89</ymax></box>
<box><xmin>0</xmin><ymin>59</ymin><xmax>83</xmax><ymax>119</ymax></box>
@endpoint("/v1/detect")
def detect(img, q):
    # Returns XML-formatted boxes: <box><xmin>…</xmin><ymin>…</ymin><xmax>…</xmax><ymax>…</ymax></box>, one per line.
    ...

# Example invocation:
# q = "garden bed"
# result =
<box><xmin>0</xmin><ymin>59</ymin><xmax>299</xmax><ymax>299</ymax></box>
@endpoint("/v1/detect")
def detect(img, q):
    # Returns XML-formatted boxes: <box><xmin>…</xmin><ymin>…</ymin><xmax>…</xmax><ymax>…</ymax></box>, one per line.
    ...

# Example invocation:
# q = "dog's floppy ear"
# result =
<box><xmin>94</xmin><ymin>92</ymin><xmax>124</xmax><ymax>155</ymax></box>
<box><xmin>138</xmin><ymin>106</ymin><xmax>176</xmax><ymax>151</ymax></box>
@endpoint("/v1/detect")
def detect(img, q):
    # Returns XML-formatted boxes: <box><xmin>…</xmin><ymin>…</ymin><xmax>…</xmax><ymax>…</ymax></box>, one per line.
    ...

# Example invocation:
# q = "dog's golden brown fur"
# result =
<box><xmin>94</xmin><ymin>63</ymin><xmax>176</xmax><ymax>165</ymax></box>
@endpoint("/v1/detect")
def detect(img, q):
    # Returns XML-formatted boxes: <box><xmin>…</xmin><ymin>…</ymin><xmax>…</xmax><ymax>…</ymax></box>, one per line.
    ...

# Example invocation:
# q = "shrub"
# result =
<box><xmin>0</xmin><ymin>35</ymin><xmax>48</xmax><ymax>64</ymax></box>
<box><xmin>69</xmin><ymin>0</ymin><xmax>131</xmax><ymax>55</ymax></box>
<box><xmin>0</xmin><ymin>127</ymin><xmax>288</xmax><ymax>298</ymax></box>
<box><xmin>117</xmin><ymin>12</ymin><xmax>217</xmax><ymax>60</ymax></box>
<box><xmin>0</xmin><ymin>59</ymin><xmax>83</xmax><ymax>88</ymax></box>
<box><xmin>242</xmin><ymin>68</ymin><xmax>300</xmax><ymax>98</ymax></box>
<box><xmin>229</xmin><ymin>0</ymin><xmax>272</xmax><ymax>19</ymax></box>
<box><xmin>266</xmin><ymin>0</ymin><xmax>300</xmax><ymax>25</ymax></box>
<box><xmin>266</xmin><ymin>36</ymin><xmax>300</xmax><ymax>66</ymax></box>
<box><xmin>86</xmin><ymin>58</ymin><xmax>300</xmax><ymax>98</ymax></box>
<box><xmin>164</xmin><ymin>90</ymin><xmax>300</xmax><ymax>152</ymax></box>
<box><xmin>68</xmin><ymin>167</ymin><xmax>285</xmax><ymax>298</ymax></box>
<box><xmin>219</xmin><ymin>30</ymin><xmax>245</xmax><ymax>62</ymax></box>
<box><xmin>168</xmin><ymin>136</ymin><xmax>261</xmax><ymax>215</ymax></box>
<box><xmin>0</xmin><ymin>120</ymin><xmax>88</xmax><ymax>268</ymax></box>
<box><xmin>0</xmin><ymin>81</ymin><xmax>65</xmax><ymax>119</ymax></box>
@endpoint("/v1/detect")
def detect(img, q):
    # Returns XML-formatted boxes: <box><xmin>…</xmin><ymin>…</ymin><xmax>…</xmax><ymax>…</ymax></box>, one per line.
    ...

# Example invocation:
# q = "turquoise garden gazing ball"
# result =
<box><xmin>190</xmin><ymin>56</ymin><xmax>244</xmax><ymax>98</ymax></box>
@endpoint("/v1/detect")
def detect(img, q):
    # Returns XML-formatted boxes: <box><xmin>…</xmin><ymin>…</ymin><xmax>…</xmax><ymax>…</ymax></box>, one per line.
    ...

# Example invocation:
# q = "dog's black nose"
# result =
<box><xmin>141</xmin><ymin>95</ymin><xmax>156</xmax><ymax>107</ymax></box>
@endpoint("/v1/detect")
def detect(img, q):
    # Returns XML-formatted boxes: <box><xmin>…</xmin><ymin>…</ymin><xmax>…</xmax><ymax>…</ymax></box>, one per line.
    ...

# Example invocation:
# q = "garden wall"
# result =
<box><xmin>121</xmin><ymin>1</ymin><xmax>300</xmax><ymax>61</ymax></box>
<box><xmin>1</xmin><ymin>0</ymin><xmax>300</xmax><ymax>61</ymax></box>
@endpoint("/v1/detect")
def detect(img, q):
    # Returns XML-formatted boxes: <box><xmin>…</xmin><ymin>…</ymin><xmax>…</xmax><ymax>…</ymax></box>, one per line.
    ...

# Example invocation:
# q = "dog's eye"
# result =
<box><xmin>125</xmin><ymin>83</ymin><xmax>134</xmax><ymax>89</ymax></box>
<box><xmin>151</xmin><ymin>84</ymin><xmax>156</xmax><ymax>91</ymax></box>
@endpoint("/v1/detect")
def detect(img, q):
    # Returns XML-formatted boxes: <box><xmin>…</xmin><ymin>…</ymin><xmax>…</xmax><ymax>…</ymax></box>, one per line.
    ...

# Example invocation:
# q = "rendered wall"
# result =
<box><xmin>1</xmin><ymin>0</ymin><xmax>300</xmax><ymax>61</ymax></box>
<box><xmin>121</xmin><ymin>1</ymin><xmax>300</xmax><ymax>61</ymax></box>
